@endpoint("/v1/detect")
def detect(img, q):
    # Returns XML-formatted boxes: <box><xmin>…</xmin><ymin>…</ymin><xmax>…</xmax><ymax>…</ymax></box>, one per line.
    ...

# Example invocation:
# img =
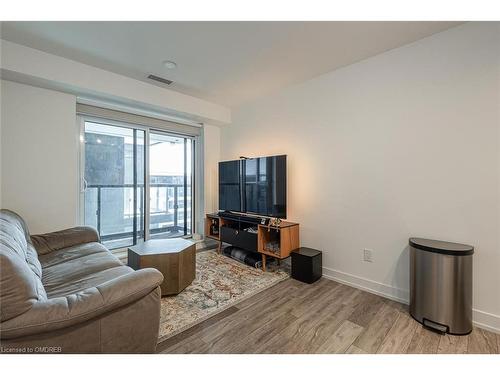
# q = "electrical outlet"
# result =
<box><xmin>363</xmin><ymin>248</ymin><xmax>373</xmax><ymax>263</ymax></box>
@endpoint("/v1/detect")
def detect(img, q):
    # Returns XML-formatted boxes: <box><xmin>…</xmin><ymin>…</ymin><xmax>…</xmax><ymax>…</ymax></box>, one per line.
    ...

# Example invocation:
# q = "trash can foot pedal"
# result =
<box><xmin>423</xmin><ymin>318</ymin><xmax>449</xmax><ymax>334</ymax></box>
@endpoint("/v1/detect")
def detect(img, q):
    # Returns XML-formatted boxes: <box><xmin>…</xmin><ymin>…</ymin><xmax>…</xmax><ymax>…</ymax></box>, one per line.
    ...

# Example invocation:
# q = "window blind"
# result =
<box><xmin>76</xmin><ymin>103</ymin><xmax>202</xmax><ymax>137</ymax></box>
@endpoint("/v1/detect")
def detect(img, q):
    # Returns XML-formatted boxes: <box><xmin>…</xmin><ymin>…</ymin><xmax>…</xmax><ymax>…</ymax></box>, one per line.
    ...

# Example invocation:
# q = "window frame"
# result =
<box><xmin>77</xmin><ymin>114</ymin><xmax>200</xmax><ymax>245</ymax></box>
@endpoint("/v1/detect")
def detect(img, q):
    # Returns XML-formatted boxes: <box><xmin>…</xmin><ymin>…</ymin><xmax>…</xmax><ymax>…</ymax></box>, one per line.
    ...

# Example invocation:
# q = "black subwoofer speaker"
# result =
<box><xmin>291</xmin><ymin>247</ymin><xmax>322</xmax><ymax>284</ymax></box>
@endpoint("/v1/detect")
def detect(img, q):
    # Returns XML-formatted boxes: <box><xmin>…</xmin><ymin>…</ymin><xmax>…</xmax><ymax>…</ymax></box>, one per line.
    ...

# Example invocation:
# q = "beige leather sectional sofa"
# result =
<box><xmin>0</xmin><ymin>209</ymin><xmax>163</xmax><ymax>353</ymax></box>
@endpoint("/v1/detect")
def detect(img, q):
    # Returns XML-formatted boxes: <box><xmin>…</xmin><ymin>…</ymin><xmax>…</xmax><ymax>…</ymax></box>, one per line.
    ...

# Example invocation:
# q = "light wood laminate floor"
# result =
<box><xmin>156</xmin><ymin>278</ymin><xmax>499</xmax><ymax>354</ymax></box>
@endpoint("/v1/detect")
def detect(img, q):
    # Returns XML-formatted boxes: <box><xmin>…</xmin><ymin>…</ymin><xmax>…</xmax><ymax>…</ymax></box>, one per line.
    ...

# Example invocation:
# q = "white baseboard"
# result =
<box><xmin>322</xmin><ymin>267</ymin><xmax>409</xmax><ymax>304</ymax></box>
<box><xmin>322</xmin><ymin>266</ymin><xmax>500</xmax><ymax>334</ymax></box>
<box><xmin>472</xmin><ymin>309</ymin><xmax>500</xmax><ymax>334</ymax></box>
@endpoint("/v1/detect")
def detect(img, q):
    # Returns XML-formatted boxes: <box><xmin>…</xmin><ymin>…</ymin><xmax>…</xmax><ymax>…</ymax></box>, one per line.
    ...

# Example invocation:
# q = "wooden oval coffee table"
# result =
<box><xmin>128</xmin><ymin>238</ymin><xmax>196</xmax><ymax>296</ymax></box>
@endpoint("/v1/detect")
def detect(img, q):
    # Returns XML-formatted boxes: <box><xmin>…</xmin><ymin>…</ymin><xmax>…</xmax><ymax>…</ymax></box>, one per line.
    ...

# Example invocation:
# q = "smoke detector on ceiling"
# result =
<box><xmin>163</xmin><ymin>60</ymin><xmax>177</xmax><ymax>69</ymax></box>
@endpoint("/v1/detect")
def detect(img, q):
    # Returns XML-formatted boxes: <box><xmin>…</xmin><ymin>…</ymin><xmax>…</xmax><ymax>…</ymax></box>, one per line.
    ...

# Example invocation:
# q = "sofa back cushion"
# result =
<box><xmin>0</xmin><ymin>209</ymin><xmax>47</xmax><ymax>321</ymax></box>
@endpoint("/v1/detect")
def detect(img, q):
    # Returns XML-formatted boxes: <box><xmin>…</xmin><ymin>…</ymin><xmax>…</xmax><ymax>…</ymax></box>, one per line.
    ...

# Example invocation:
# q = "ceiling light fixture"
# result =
<box><xmin>163</xmin><ymin>60</ymin><xmax>177</xmax><ymax>69</ymax></box>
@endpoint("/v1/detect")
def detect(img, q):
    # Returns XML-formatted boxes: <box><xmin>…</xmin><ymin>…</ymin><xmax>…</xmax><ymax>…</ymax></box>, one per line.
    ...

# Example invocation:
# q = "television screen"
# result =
<box><xmin>244</xmin><ymin>155</ymin><xmax>287</xmax><ymax>218</ymax></box>
<box><xmin>218</xmin><ymin>160</ymin><xmax>241</xmax><ymax>212</ymax></box>
<box><xmin>219</xmin><ymin>155</ymin><xmax>287</xmax><ymax>218</ymax></box>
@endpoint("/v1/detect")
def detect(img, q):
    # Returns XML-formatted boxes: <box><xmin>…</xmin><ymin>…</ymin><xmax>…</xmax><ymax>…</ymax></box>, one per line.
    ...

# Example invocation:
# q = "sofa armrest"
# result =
<box><xmin>31</xmin><ymin>226</ymin><xmax>100</xmax><ymax>255</ymax></box>
<box><xmin>0</xmin><ymin>268</ymin><xmax>163</xmax><ymax>339</ymax></box>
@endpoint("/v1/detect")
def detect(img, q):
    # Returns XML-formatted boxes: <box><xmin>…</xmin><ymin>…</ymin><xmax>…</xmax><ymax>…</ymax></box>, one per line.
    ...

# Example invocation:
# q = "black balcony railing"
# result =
<box><xmin>86</xmin><ymin>183</ymin><xmax>191</xmax><ymax>248</ymax></box>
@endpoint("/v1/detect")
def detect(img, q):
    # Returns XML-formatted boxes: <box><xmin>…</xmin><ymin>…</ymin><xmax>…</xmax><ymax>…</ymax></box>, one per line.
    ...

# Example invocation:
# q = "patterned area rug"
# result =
<box><xmin>113</xmin><ymin>247</ymin><xmax>289</xmax><ymax>342</ymax></box>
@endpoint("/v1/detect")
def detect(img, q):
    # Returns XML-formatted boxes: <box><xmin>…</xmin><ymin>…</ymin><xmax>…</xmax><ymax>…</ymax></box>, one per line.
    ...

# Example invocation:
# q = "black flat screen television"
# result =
<box><xmin>219</xmin><ymin>155</ymin><xmax>287</xmax><ymax>218</ymax></box>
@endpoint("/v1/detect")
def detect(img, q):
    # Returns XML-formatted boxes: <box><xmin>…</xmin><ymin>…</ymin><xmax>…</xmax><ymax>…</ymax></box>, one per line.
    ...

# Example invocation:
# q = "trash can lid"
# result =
<box><xmin>409</xmin><ymin>238</ymin><xmax>474</xmax><ymax>256</ymax></box>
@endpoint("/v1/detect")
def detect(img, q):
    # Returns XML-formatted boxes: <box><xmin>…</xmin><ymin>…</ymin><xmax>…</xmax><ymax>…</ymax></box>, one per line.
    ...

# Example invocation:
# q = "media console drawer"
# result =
<box><xmin>220</xmin><ymin>226</ymin><xmax>258</xmax><ymax>252</ymax></box>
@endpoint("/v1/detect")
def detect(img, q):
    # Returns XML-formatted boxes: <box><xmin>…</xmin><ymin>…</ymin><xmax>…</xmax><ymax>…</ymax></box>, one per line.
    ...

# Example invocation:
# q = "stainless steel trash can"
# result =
<box><xmin>409</xmin><ymin>237</ymin><xmax>474</xmax><ymax>335</ymax></box>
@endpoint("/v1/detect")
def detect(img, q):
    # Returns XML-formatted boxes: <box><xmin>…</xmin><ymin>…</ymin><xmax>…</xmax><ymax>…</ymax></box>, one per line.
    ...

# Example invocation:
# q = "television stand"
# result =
<box><xmin>205</xmin><ymin>213</ymin><xmax>300</xmax><ymax>271</ymax></box>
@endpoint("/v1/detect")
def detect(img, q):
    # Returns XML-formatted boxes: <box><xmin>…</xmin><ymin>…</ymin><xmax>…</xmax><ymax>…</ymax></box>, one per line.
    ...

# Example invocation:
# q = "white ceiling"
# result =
<box><xmin>0</xmin><ymin>21</ymin><xmax>462</xmax><ymax>108</ymax></box>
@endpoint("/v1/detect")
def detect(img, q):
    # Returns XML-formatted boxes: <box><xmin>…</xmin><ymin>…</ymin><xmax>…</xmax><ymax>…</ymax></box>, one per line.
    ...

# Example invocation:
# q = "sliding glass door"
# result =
<box><xmin>81</xmin><ymin>119</ymin><xmax>194</xmax><ymax>249</ymax></box>
<box><xmin>149</xmin><ymin>132</ymin><xmax>192</xmax><ymax>239</ymax></box>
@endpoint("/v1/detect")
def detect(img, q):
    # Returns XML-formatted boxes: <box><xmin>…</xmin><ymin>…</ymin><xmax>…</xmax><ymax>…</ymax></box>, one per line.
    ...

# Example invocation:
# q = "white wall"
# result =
<box><xmin>1</xmin><ymin>79</ymin><xmax>222</xmax><ymax>237</ymax></box>
<box><xmin>1</xmin><ymin>80</ymin><xmax>78</xmax><ymax>233</ymax></box>
<box><xmin>221</xmin><ymin>23</ymin><xmax>500</xmax><ymax>332</ymax></box>
<box><xmin>203</xmin><ymin>124</ymin><xmax>221</xmax><ymax>215</ymax></box>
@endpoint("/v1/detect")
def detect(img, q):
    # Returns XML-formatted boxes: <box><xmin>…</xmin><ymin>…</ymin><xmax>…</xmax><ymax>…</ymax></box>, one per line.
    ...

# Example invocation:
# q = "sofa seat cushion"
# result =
<box><xmin>44</xmin><ymin>266</ymin><xmax>133</xmax><ymax>298</ymax></box>
<box><xmin>39</xmin><ymin>242</ymin><xmax>113</xmax><ymax>269</ymax></box>
<box><xmin>40</xmin><ymin>243</ymin><xmax>132</xmax><ymax>298</ymax></box>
